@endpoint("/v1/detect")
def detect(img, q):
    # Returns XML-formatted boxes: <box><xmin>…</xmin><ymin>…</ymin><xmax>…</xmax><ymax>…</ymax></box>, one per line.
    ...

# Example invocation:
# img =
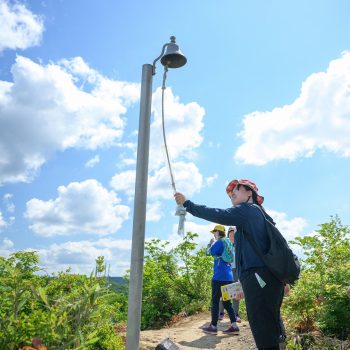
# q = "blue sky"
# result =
<box><xmin>1</xmin><ymin>0</ymin><xmax>350</xmax><ymax>276</ymax></box>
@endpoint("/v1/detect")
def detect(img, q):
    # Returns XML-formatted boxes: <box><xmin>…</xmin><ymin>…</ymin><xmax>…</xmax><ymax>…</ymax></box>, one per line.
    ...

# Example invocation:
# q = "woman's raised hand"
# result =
<box><xmin>174</xmin><ymin>192</ymin><xmax>187</xmax><ymax>206</ymax></box>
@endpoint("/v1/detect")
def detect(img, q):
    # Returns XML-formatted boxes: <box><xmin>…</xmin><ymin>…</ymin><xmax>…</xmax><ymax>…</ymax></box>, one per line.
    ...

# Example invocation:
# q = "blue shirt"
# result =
<box><xmin>184</xmin><ymin>201</ymin><xmax>271</xmax><ymax>280</ymax></box>
<box><xmin>207</xmin><ymin>239</ymin><xmax>234</xmax><ymax>282</ymax></box>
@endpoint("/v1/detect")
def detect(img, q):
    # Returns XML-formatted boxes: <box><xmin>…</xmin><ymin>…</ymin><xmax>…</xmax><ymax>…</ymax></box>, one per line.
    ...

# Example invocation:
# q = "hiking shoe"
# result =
<box><xmin>222</xmin><ymin>325</ymin><xmax>240</xmax><ymax>335</ymax></box>
<box><xmin>202</xmin><ymin>324</ymin><xmax>218</xmax><ymax>335</ymax></box>
<box><xmin>236</xmin><ymin>315</ymin><xmax>242</xmax><ymax>323</ymax></box>
<box><xmin>218</xmin><ymin>313</ymin><xmax>224</xmax><ymax>321</ymax></box>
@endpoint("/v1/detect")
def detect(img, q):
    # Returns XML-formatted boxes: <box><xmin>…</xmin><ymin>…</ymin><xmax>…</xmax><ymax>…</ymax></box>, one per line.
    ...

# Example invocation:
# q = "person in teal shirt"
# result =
<box><xmin>202</xmin><ymin>224</ymin><xmax>239</xmax><ymax>335</ymax></box>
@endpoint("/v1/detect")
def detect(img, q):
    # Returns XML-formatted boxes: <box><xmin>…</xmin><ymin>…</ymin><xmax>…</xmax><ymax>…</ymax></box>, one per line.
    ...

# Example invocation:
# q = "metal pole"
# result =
<box><xmin>126</xmin><ymin>64</ymin><xmax>153</xmax><ymax>350</ymax></box>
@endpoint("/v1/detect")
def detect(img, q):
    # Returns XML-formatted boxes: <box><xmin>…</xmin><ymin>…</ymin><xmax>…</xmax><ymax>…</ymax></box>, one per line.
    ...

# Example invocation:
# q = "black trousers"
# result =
<box><xmin>219</xmin><ymin>267</ymin><xmax>240</xmax><ymax>316</ymax></box>
<box><xmin>211</xmin><ymin>279</ymin><xmax>236</xmax><ymax>326</ymax></box>
<box><xmin>240</xmin><ymin>267</ymin><xmax>284</xmax><ymax>348</ymax></box>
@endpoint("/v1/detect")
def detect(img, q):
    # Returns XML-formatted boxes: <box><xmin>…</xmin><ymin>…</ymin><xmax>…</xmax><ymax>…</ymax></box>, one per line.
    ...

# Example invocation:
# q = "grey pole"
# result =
<box><xmin>125</xmin><ymin>64</ymin><xmax>153</xmax><ymax>350</ymax></box>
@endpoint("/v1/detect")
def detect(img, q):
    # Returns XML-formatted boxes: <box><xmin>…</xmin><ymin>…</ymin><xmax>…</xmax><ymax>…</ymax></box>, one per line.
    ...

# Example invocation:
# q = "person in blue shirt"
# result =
<box><xmin>202</xmin><ymin>224</ymin><xmax>239</xmax><ymax>335</ymax></box>
<box><xmin>218</xmin><ymin>226</ymin><xmax>242</xmax><ymax>322</ymax></box>
<box><xmin>174</xmin><ymin>179</ymin><xmax>284</xmax><ymax>350</ymax></box>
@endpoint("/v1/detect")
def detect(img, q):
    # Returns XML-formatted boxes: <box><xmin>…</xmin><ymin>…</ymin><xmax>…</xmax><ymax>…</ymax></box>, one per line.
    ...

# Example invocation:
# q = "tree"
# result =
<box><xmin>284</xmin><ymin>216</ymin><xmax>350</xmax><ymax>340</ymax></box>
<box><xmin>139</xmin><ymin>233</ymin><xmax>212</xmax><ymax>329</ymax></box>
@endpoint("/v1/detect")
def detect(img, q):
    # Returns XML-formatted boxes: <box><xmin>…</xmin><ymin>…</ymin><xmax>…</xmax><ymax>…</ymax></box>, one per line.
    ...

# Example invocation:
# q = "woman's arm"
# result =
<box><xmin>210</xmin><ymin>239</ymin><xmax>224</xmax><ymax>257</ymax></box>
<box><xmin>184</xmin><ymin>200</ymin><xmax>248</xmax><ymax>227</ymax></box>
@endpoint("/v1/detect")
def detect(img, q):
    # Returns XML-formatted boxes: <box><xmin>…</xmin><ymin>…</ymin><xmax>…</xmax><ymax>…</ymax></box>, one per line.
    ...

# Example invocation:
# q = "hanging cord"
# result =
<box><xmin>161</xmin><ymin>65</ymin><xmax>187</xmax><ymax>236</ymax></box>
<box><xmin>161</xmin><ymin>66</ymin><xmax>176</xmax><ymax>193</ymax></box>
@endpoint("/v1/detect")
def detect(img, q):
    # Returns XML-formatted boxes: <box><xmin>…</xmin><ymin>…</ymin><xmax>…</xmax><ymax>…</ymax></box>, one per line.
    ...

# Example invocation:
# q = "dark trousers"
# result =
<box><xmin>211</xmin><ymin>279</ymin><xmax>236</xmax><ymax>326</ymax></box>
<box><xmin>219</xmin><ymin>267</ymin><xmax>240</xmax><ymax>316</ymax></box>
<box><xmin>240</xmin><ymin>267</ymin><xmax>284</xmax><ymax>348</ymax></box>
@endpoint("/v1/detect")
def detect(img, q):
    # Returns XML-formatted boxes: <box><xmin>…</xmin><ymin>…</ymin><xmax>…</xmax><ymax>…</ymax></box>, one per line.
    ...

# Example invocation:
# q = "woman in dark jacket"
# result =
<box><xmin>174</xmin><ymin>179</ymin><xmax>284</xmax><ymax>350</ymax></box>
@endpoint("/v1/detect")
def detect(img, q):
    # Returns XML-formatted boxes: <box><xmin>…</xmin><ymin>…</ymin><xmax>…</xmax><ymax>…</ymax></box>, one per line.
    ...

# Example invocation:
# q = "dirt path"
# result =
<box><xmin>140</xmin><ymin>312</ymin><xmax>256</xmax><ymax>349</ymax></box>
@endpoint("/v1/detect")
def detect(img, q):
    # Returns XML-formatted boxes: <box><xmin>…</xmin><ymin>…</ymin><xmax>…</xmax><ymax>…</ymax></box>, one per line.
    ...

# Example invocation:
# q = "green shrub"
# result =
<box><xmin>0</xmin><ymin>252</ymin><xmax>126</xmax><ymax>350</ymax></box>
<box><xmin>140</xmin><ymin>232</ymin><xmax>212</xmax><ymax>329</ymax></box>
<box><xmin>284</xmin><ymin>216</ymin><xmax>350</xmax><ymax>341</ymax></box>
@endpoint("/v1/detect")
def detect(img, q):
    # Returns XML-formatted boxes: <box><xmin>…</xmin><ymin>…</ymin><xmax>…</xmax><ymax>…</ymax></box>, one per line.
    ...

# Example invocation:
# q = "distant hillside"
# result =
<box><xmin>108</xmin><ymin>276</ymin><xmax>128</xmax><ymax>284</ymax></box>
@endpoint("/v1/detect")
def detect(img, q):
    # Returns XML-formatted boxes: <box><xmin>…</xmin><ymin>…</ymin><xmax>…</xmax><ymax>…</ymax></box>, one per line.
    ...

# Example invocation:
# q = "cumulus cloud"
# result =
<box><xmin>110</xmin><ymin>162</ymin><xmax>203</xmax><ymax>223</ymax></box>
<box><xmin>3</xmin><ymin>193</ymin><xmax>15</xmax><ymax>213</ymax></box>
<box><xmin>0</xmin><ymin>56</ymin><xmax>139</xmax><ymax>184</ymax></box>
<box><xmin>205</xmin><ymin>173</ymin><xmax>218</xmax><ymax>187</ymax></box>
<box><xmin>148</xmin><ymin>162</ymin><xmax>203</xmax><ymax>200</ymax></box>
<box><xmin>0</xmin><ymin>0</ymin><xmax>44</xmax><ymax>52</ymax></box>
<box><xmin>266</xmin><ymin>209</ymin><xmax>308</xmax><ymax>241</ymax></box>
<box><xmin>112</xmin><ymin>86</ymin><xmax>205</xmax><ymax>171</ymax></box>
<box><xmin>0</xmin><ymin>237</ymin><xmax>14</xmax><ymax>257</ymax></box>
<box><xmin>111</xmin><ymin>163</ymin><xmax>203</xmax><ymax>201</ymax></box>
<box><xmin>110</xmin><ymin>170</ymin><xmax>136</xmax><ymax>198</ymax></box>
<box><xmin>235</xmin><ymin>52</ymin><xmax>350</xmax><ymax>165</ymax></box>
<box><xmin>149</xmin><ymin>87</ymin><xmax>205</xmax><ymax>171</ymax></box>
<box><xmin>37</xmin><ymin>238</ymin><xmax>132</xmax><ymax>276</ymax></box>
<box><xmin>85</xmin><ymin>155</ymin><xmax>100</xmax><ymax>168</ymax></box>
<box><xmin>146</xmin><ymin>201</ymin><xmax>163</xmax><ymax>222</ymax></box>
<box><xmin>25</xmin><ymin>179</ymin><xmax>130</xmax><ymax>237</ymax></box>
<box><xmin>110</xmin><ymin>87</ymin><xmax>205</xmax><ymax>219</ymax></box>
<box><xmin>0</xmin><ymin>211</ymin><xmax>7</xmax><ymax>228</ymax></box>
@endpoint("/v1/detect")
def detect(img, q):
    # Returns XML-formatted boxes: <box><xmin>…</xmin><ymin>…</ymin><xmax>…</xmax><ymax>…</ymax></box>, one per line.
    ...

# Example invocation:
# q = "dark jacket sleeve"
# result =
<box><xmin>183</xmin><ymin>200</ymin><xmax>248</xmax><ymax>227</ymax></box>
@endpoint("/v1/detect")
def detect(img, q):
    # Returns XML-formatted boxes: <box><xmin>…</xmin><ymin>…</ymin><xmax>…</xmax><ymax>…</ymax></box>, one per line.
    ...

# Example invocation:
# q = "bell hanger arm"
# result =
<box><xmin>152</xmin><ymin>43</ymin><xmax>169</xmax><ymax>75</ymax></box>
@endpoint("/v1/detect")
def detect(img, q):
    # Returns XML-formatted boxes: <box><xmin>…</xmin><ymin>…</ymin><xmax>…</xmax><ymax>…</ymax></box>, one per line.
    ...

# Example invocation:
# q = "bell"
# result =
<box><xmin>161</xmin><ymin>36</ymin><xmax>187</xmax><ymax>68</ymax></box>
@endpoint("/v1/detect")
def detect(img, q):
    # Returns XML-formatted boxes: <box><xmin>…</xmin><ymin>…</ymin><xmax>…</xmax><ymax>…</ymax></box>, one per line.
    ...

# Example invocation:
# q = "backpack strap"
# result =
<box><xmin>242</xmin><ymin>204</ymin><xmax>270</xmax><ymax>261</ymax></box>
<box><xmin>251</xmin><ymin>204</ymin><xmax>275</xmax><ymax>225</ymax></box>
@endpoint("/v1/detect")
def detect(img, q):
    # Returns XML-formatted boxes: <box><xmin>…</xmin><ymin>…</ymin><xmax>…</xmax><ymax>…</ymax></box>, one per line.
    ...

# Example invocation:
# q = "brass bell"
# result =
<box><xmin>161</xmin><ymin>36</ymin><xmax>187</xmax><ymax>68</ymax></box>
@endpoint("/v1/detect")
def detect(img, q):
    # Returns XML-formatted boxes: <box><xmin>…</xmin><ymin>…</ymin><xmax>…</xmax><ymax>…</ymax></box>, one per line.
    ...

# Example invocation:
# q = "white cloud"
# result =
<box><xmin>0</xmin><ymin>237</ymin><xmax>14</xmax><ymax>249</ymax></box>
<box><xmin>0</xmin><ymin>56</ymin><xmax>140</xmax><ymax>184</ymax></box>
<box><xmin>110</xmin><ymin>86</ymin><xmax>205</xmax><ymax>216</ymax></box>
<box><xmin>3</xmin><ymin>193</ymin><xmax>15</xmax><ymax>213</ymax></box>
<box><xmin>0</xmin><ymin>0</ymin><xmax>44</xmax><ymax>52</ymax></box>
<box><xmin>121</xmin><ymin>158</ymin><xmax>136</xmax><ymax>166</ymax></box>
<box><xmin>205</xmin><ymin>173</ymin><xmax>218</xmax><ymax>187</ymax></box>
<box><xmin>0</xmin><ymin>211</ymin><xmax>7</xmax><ymax>228</ymax></box>
<box><xmin>266</xmin><ymin>209</ymin><xmax>308</xmax><ymax>241</ymax></box>
<box><xmin>85</xmin><ymin>155</ymin><xmax>100</xmax><ymax>168</ymax></box>
<box><xmin>235</xmin><ymin>52</ymin><xmax>350</xmax><ymax>165</ymax></box>
<box><xmin>146</xmin><ymin>201</ymin><xmax>163</xmax><ymax>222</ymax></box>
<box><xmin>110</xmin><ymin>161</ymin><xmax>203</xmax><ymax>202</ymax></box>
<box><xmin>0</xmin><ymin>237</ymin><xmax>14</xmax><ymax>257</ymax></box>
<box><xmin>208</xmin><ymin>141</ymin><xmax>221</xmax><ymax>149</ymax></box>
<box><xmin>149</xmin><ymin>87</ymin><xmax>205</xmax><ymax>171</ymax></box>
<box><xmin>116</xmin><ymin>142</ymin><xmax>137</xmax><ymax>150</ymax></box>
<box><xmin>148</xmin><ymin>162</ymin><xmax>203</xmax><ymax>200</ymax></box>
<box><xmin>25</xmin><ymin>179</ymin><xmax>130</xmax><ymax>237</ymax></box>
<box><xmin>110</xmin><ymin>170</ymin><xmax>136</xmax><ymax>197</ymax></box>
<box><xmin>37</xmin><ymin>238</ymin><xmax>132</xmax><ymax>276</ymax></box>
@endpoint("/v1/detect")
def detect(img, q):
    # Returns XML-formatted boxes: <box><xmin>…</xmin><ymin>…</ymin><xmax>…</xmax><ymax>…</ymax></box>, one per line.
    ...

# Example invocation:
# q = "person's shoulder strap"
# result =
<box><xmin>243</xmin><ymin>204</ymin><xmax>269</xmax><ymax>258</ymax></box>
<box><xmin>250</xmin><ymin>203</ymin><xmax>276</xmax><ymax>226</ymax></box>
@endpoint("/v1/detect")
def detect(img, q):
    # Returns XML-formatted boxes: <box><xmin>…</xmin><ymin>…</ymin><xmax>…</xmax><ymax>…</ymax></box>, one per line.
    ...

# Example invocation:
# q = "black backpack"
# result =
<box><xmin>244</xmin><ymin>204</ymin><xmax>300</xmax><ymax>284</ymax></box>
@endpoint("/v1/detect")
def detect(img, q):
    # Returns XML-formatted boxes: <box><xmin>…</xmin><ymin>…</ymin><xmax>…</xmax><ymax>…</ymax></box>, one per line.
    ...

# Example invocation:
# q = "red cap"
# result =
<box><xmin>226</xmin><ymin>179</ymin><xmax>264</xmax><ymax>205</ymax></box>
